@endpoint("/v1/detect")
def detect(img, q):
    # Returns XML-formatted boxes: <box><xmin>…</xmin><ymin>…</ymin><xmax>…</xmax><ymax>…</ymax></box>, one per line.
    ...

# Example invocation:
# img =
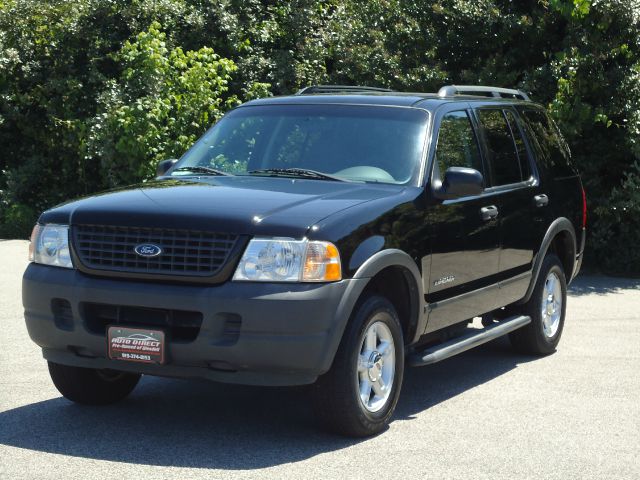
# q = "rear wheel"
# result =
<box><xmin>509</xmin><ymin>253</ymin><xmax>567</xmax><ymax>355</ymax></box>
<box><xmin>313</xmin><ymin>295</ymin><xmax>404</xmax><ymax>437</ymax></box>
<box><xmin>48</xmin><ymin>362</ymin><xmax>141</xmax><ymax>405</ymax></box>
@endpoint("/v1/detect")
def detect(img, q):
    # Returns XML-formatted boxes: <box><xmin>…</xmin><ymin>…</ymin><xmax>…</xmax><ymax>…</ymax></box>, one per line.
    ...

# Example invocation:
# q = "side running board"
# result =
<box><xmin>408</xmin><ymin>315</ymin><xmax>531</xmax><ymax>367</ymax></box>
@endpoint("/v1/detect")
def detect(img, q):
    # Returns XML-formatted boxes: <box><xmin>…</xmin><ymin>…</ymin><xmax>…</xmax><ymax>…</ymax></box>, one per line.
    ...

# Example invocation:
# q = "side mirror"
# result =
<box><xmin>434</xmin><ymin>166</ymin><xmax>484</xmax><ymax>200</ymax></box>
<box><xmin>156</xmin><ymin>159</ymin><xmax>178</xmax><ymax>177</ymax></box>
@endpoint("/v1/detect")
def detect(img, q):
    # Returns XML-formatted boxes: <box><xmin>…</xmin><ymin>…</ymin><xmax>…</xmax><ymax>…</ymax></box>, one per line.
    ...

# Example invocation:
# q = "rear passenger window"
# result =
<box><xmin>477</xmin><ymin>109</ymin><xmax>522</xmax><ymax>186</ymax></box>
<box><xmin>518</xmin><ymin>108</ymin><xmax>575</xmax><ymax>178</ymax></box>
<box><xmin>435</xmin><ymin>111</ymin><xmax>483</xmax><ymax>175</ymax></box>
<box><xmin>504</xmin><ymin>110</ymin><xmax>532</xmax><ymax>181</ymax></box>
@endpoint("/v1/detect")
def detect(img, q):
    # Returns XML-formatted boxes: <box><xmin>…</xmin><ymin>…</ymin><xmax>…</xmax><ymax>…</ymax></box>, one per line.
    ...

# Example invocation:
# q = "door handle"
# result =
<box><xmin>534</xmin><ymin>194</ymin><xmax>549</xmax><ymax>207</ymax></box>
<box><xmin>480</xmin><ymin>205</ymin><xmax>499</xmax><ymax>221</ymax></box>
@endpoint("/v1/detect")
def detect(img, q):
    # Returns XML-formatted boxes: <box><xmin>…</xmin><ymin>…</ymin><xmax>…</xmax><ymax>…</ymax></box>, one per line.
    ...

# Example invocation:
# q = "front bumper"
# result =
<box><xmin>23</xmin><ymin>264</ymin><xmax>367</xmax><ymax>386</ymax></box>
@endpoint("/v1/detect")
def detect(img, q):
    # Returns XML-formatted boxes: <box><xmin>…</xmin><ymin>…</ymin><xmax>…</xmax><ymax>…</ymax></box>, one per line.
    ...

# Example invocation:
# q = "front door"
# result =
<box><xmin>424</xmin><ymin>104</ymin><xmax>500</xmax><ymax>332</ymax></box>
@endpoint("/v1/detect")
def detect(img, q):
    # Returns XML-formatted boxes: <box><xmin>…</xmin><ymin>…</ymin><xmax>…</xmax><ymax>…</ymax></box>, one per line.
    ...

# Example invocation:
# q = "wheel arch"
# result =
<box><xmin>519</xmin><ymin>217</ymin><xmax>576</xmax><ymax>304</ymax></box>
<box><xmin>352</xmin><ymin>249</ymin><xmax>425</xmax><ymax>344</ymax></box>
<box><xmin>320</xmin><ymin>250</ymin><xmax>425</xmax><ymax>377</ymax></box>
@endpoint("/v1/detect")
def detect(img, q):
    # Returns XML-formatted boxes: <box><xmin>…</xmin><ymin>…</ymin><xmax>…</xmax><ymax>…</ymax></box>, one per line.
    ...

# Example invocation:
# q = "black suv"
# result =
<box><xmin>23</xmin><ymin>84</ymin><xmax>586</xmax><ymax>436</ymax></box>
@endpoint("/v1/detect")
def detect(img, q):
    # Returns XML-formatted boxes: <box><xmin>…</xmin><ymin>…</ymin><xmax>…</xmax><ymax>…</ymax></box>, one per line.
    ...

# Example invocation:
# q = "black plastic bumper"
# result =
<box><xmin>23</xmin><ymin>264</ymin><xmax>367</xmax><ymax>386</ymax></box>
<box><xmin>571</xmin><ymin>228</ymin><xmax>586</xmax><ymax>282</ymax></box>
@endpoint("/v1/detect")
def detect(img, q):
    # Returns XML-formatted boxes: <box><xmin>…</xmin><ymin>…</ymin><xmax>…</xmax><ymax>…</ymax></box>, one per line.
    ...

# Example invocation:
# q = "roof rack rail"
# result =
<box><xmin>438</xmin><ymin>85</ymin><xmax>530</xmax><ymax>101</ymax></box>
<box><xmin>296</xmin><ymin>85</ymin><xmax>394</xmax><ymax>95</ymax></box>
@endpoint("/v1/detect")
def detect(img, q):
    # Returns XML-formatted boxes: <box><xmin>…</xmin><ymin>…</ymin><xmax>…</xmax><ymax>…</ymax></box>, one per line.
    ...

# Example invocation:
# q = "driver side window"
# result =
<box><xmin>435</xmin><ymin>111</ymin><xmax>483</xmax><ymax>176</ymax></box>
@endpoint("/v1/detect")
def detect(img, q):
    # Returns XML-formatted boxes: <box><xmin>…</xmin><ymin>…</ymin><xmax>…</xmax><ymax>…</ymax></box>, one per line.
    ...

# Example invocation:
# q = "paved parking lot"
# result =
<box><xmin>1</xmin><ymin>239</ymin><xmax>639</xmax><ymax>479</ymax></box>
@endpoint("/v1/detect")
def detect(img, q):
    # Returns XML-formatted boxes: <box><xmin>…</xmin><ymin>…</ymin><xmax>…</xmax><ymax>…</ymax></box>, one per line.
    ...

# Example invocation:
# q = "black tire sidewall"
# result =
<box><xmin>48</xmin><ymin>362</ymin><xmax>140</xmax><ymax>405</ymax></box>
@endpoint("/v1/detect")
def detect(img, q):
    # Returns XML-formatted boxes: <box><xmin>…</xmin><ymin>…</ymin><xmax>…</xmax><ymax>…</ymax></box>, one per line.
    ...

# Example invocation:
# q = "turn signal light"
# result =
<box><xmin>303</xmin><ymin>242</ymin><xmax>342</xmax><ymax>282</ymax></box>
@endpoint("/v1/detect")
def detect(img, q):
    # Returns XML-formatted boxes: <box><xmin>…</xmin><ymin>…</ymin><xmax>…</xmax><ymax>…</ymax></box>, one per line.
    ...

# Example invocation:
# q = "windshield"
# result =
<box><xmin>173</xmin><ymin>104</ymin><xmax>429</xmax><ymax>184</ymax></box>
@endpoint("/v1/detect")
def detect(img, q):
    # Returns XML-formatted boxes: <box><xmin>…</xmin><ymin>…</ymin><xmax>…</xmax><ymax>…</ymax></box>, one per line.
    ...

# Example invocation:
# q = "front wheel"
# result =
<box><xmin>313</xmin><ymin>295</ymin><xmax>404</xmax><ymax>437</ymax></box>
<box><xmin>509</xmin><ymin>253</ymin><xmax>567</xmax><ymax>355</ymax></box>
<box><xmin>48</xmin><ymin>362</ymin><xmax>141</xmax><ymax>405</ymax></box>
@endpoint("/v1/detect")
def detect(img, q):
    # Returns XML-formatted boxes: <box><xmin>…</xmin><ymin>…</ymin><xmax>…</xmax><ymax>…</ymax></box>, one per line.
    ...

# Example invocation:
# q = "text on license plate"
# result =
<box><xmin>108</xmin><ymin>326</ymin><xmax>165</xmax><ymax>364</ymax></box>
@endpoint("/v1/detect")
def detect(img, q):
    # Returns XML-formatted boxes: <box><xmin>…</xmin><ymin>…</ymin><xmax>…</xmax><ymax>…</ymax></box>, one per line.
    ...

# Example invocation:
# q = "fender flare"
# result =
<box><xmin>320</xmin><ymin>249</ymin><xmax>426</xmax><ymax>374</ymax></box>
<box><xmin>352</xmin><ymin>249</ymin><xmax>426</xmax><ymax>343</ymax></box>
<box><xmin>520</xmin><ymin>217</ymin><xmax>576</xmax><ymax>304</ymax></box>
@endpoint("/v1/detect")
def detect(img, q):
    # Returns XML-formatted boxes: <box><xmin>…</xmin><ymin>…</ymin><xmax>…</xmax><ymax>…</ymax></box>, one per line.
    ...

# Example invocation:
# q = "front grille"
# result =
<box><xmin>73</xmin><ymin>225</ymin><xmax>239</xmax><ymax>278</ymax></box>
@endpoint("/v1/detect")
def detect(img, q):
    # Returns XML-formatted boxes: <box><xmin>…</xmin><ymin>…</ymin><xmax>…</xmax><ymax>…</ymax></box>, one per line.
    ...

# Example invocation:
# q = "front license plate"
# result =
<box><xmin>108</xmin><ymin>326</ymin><xmax>165</xmax><ymax>364</ymax></box>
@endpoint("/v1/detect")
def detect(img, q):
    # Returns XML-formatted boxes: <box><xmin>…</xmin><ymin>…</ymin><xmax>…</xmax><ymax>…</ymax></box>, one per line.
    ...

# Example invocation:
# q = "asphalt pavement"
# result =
<box><xmin>0</xmin><ymin>239</ymin><xmax>638</xmax><ymax>479</ymax></box>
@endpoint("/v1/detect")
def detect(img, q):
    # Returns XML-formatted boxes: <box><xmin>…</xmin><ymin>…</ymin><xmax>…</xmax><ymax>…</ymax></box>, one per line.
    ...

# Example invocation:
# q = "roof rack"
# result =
<box><xmin>296</xmin><ymin>85</ymin><xmax>395</xmax><ymax>95</ymax></box>
<box><xmin>438</xmin><ymin>85</ymin><xmax>530</xmax><ymax>101</ymax></box>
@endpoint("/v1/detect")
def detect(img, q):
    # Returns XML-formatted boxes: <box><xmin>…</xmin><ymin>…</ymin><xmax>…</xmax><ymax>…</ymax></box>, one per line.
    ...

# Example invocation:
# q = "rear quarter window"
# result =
<box><xmin>517</xmin><ymin>107</ymin><xmax>576</xmax><ymax>178</ymax></box>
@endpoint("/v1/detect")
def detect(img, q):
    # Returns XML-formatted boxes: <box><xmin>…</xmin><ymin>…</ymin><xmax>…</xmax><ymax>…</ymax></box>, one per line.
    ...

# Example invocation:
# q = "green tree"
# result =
<box><xmin>87</xmin><ymin>22</ymin><xmax>241</xmax><ymax>186</ymax></box>
<box><xmin>0</xmin><ymin>0</ymin><xmax>215</xmax><ymax>235</ymax></box>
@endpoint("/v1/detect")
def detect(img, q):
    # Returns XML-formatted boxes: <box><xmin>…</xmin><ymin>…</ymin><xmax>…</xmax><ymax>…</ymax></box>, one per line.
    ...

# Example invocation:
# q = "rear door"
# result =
<box><xmin>473</xmin><ymin>106</ymin><xmax>546</xmax><ymax>293</ymax></box>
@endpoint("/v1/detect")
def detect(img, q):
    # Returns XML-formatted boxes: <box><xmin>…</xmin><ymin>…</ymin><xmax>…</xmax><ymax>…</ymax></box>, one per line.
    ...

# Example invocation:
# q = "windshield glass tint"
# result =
<box><xmin>175</xmin><ymin>104</ymin><xmax>429</xmax><ymax>184</ymax></box>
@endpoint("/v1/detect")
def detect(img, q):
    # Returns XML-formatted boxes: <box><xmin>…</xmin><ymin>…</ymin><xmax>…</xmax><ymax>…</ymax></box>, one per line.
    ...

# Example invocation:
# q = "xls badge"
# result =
<box><xmin>434</xmin><ymin>275</ymin><xmax>455</xmax><ymax>287</ymax></box>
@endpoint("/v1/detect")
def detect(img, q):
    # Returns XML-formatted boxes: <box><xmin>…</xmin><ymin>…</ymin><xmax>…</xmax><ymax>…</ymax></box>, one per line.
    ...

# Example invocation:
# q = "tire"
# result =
<box><xmin>313</xmin><ymin>295</ymin><xmax>404</xmax><ymax>437</ymax></box>
<box><xmin>48</xmin><ymin>362</ymin><xmax>141</xmax><ymax>405</ymax></box>
<box><xmin>509</xmin><ymin>253</ymin><xmax>567</xmax><ymax>355</ymax></box>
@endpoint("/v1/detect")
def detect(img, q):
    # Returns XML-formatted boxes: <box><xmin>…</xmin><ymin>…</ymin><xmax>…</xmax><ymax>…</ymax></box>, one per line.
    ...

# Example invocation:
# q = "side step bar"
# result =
<box><xmin>408</xmin><ymin>315</ymin><xmax>531</xmax><ymax>367</ymax></box>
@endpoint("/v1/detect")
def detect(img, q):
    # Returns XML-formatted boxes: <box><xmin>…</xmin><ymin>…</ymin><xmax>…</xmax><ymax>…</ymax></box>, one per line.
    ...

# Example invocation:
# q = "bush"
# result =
<box><xmin>0</xmin><ymin>203</ymin><xmax>37</xmax><ymax>239</ymax></box>
<box><xmin>590</xmin><ymin>162</ymin><xmax>640</xmax><ymax>274</ymax></box>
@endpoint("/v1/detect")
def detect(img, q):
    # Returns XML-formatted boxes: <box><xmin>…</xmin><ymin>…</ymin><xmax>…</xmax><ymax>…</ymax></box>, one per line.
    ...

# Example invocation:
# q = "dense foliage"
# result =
<box><xmin>1</xmin><ymin>0</ymin><xmax>639</xmax><ymax>273</ymax></box>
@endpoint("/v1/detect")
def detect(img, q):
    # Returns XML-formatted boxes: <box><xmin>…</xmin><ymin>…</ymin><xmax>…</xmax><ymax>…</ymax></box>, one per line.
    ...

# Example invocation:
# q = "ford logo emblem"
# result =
<box><xmin>134</xmin><ymin>244</ymin><xmax>162</xmax><ymax>257</ymax></box>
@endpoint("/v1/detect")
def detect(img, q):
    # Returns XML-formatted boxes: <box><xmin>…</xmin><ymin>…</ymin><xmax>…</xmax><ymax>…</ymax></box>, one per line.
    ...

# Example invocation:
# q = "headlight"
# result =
<box><xmin>233</xmin><ymin>238</ymin><xmax>341</xmax><ymax>282</ymax></box>
<box><xmin>29</xmin><ymin>224</ymin><xmax>74</xmax><ymax>269</ymax></box>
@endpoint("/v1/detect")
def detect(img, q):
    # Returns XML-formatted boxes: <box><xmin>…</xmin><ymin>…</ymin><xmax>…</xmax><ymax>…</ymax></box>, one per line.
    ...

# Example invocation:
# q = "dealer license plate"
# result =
<box><xmin>108</xmin><ymin>326</ymin><xmax>165</xmax><ymax>364</ymax></box>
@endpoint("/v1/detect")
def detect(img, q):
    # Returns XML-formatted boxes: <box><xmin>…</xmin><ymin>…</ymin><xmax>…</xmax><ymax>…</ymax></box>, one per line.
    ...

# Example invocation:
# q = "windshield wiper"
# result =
<box><xmin>171</xmin><ymin>166</ymin><xmax>233</xmax><ymax>176</ymax></box>
<box><xmin>248</xmin><ymin>168</ymin><xmax>346</xmax><ymax>182</ymax></box>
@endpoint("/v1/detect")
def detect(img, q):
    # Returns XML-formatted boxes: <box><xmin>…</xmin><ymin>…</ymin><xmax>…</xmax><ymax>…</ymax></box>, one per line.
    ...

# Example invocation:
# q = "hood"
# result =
<box><xmin>40</xmin><ymin>176</ymin><xmax>405</xmax><ymax>239</ymax></box>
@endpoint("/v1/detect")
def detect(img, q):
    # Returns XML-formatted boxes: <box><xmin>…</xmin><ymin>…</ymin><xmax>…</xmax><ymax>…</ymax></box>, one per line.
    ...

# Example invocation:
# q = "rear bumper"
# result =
<box><xmin>23</xmin><ymin>264</ymin><xmax>367</xmax><ymax>386</ymax></box>
<box><xmin>571</xmin><ymin>228</ymin><xmax>586</xmax><ymax>281</ymax></box>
